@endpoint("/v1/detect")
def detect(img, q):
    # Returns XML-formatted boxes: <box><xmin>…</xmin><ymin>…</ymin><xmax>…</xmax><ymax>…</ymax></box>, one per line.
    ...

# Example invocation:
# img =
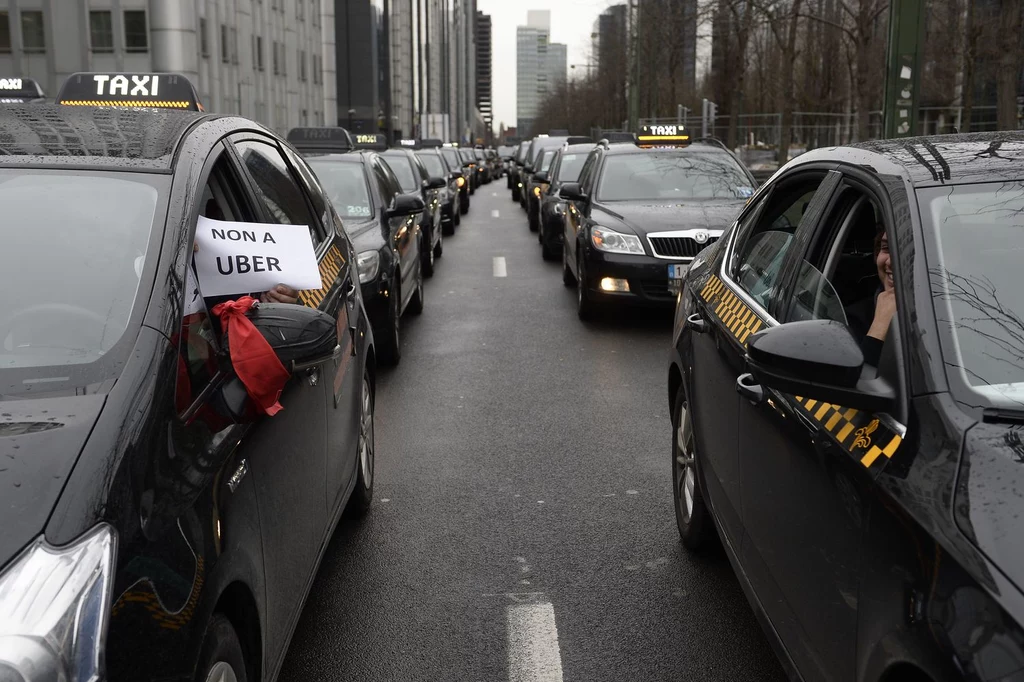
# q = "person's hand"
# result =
<box><xmin>867</xmin><ymin>289</ymin><xmax>896</xmax><ymax>341</ymax></box>
<box><xmin>261</xmin><ymin>284</ymin><xmax>300</xmax><ymax>305</ymax></box>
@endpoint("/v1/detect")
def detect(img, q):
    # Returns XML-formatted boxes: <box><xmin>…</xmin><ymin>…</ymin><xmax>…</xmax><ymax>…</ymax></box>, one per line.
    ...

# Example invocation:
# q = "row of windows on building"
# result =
<box><xmin>199</xmin><ymin>20</ymin><xmax>323</xmax><ymax>83</ymax></box>
<box><xmin>0</xmin><ymin>9</ymin><xmax>147</xmax><ymax>53</ymax></box>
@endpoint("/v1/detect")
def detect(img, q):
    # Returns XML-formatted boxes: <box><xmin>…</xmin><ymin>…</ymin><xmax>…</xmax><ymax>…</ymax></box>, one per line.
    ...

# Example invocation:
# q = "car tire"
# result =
<box><xmin>453</xmin><ymin>207</ymin><xmax>461</xmax><ymax>227</ymax></box>
<box><xmin>528</xmin><ymin>208</ymin><xmax>539</xmax><ymax>233</ymax></box>
<box><xmin>345</xmin><ymin>369</ymin><xmax>375</xmax><ymax>518</ymax></box>
<box><xmin>408</xmin><ymin>265</ymin><xmax>425</xmax><ymax>315</ymax></box>
<box><xmin>378</xmin><ymin>278</ymin><xmax>401</xmax><ymax>366</ymax></box>
<box><xmin>195</xmin><ymin>614</ymin><xmax>248</xmax><ymax>682</ymax></box>
<box><xmin>673</xmin><ymin>389</ymin><xmax>715</xmax><ymax>550</ymax></box>
<box><xmin>562</xmin><ymin>245</ymin><xmax>576</xmax><ymax>287</ymax></box>
<box><xmin>576</xmin><ymin>254</ymin><xmax>596</xmax><ymax>320</ymax></box>
<box><xmin>422</xmin><ymin>232</ymin><xmax>435</xmax><ymax>278</ymax></box>
<box><xmin>434</xmin><ymin>228</ymin><xmax>443</xmax><ymax>258</ymax></box>
<box><xmin>541</xmin><ymin>238</ymin><xmax>558</xmax><ymax>262</ymax></box>
<box><xmin>460</xmin><ymin>197</ymin><xmax>470</xmax><ymax>215</ymax></box>
<box><xmin>512</xmin><ymin>186</ymin><xmax>520</xmax><ymax>202</ymax></box>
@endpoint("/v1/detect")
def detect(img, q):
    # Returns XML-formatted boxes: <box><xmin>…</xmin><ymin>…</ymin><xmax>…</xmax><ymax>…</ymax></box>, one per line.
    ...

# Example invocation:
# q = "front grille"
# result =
<box><xmin>648</xmin><ymin>235</ymin><xmax>718</xmax><ymax>259</ymax></box>
<box><xmin>637</xmin><ymin>279</ymin><xmax>676</xmax><ymax>301</ymax></box>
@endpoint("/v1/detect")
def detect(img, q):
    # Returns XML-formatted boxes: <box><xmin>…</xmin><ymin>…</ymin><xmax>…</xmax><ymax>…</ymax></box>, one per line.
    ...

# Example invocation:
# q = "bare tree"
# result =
<box><xmin>753</xmin><ymin>0</ymin><xmax>804</xmax><ymax>163</ymax></box>
<box><xmin>996</xmin><ymin>0</ymin><xmax>1023</xmax><ymax>130</ymax></box>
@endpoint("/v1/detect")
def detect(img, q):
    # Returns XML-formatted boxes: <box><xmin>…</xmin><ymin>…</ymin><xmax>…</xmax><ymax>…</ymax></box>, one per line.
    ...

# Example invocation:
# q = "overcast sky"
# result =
<box><xmin>477</xmin><ymin>0</ymin><xmax>615</xmax><ymax>130</ymax></box>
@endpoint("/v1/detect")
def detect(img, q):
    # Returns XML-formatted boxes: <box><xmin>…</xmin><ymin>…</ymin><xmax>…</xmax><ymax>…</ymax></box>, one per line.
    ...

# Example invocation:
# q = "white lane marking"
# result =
<box><xmin>507</xmin><ymin>602</ymin><xmax>565</xmax><ymax>682</ymax></box>
<box><xmin>493</xmin><ymin>256</ymin><xmax>507</xmax><ymax>277</ymax></box>
<box><xmin>491</xmin><ymin>209</ymin><xmax>500</xmax><ymax>218</ymax></box>
<box><xmin>492</xmin><ymin>192</ymin><xmax>498</xmax><ymax>197</ymax></box>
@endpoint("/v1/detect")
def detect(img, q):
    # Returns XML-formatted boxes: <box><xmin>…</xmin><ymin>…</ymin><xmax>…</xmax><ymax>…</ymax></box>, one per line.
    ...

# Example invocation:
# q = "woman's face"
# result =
<box><xmin>876</xmin><ymin>232</ymin><xmax>893</xmax><ymax>291</ymax></box>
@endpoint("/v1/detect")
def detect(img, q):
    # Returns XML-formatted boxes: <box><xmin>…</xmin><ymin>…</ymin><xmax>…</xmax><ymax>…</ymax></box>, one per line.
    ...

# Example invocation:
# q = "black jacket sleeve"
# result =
<box><xmin>861</xmin><ymin>335</ymin><xmax>884</xmax><ymax>367</ymax></box>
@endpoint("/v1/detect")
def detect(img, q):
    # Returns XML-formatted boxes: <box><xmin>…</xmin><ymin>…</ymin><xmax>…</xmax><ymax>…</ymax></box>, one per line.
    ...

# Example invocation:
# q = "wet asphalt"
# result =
<box><xmin>277</xmin><ymin>181</ymin><xmax>786</xmax><ymax>682</ymax></box>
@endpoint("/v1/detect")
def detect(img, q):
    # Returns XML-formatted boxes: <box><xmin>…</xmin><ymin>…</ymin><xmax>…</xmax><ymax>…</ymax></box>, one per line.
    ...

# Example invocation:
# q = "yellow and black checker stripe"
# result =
<box><xmin>59</xmin><ymin>99</ymin><xmax>192</xmax><ymax>108</ymax></box>
<box><xmin>696</xmin><ymin>273</ymin><xmax>903</xmax><ymax>470</ymax></box>
<box><xmin>298</xmin><ymin>245</ymin><xmax>345</xmax><ymax>309</ymax></box>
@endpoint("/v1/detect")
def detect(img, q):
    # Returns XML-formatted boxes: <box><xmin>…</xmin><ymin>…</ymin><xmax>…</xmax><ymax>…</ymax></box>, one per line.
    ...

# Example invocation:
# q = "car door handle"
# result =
<box><xmin>686</xmin><ymin>313</ymin><xmax>709</xmax><ymax>334</ymax></box>
<box><xmin>736</xmin><ymin>373</ymin><xmax>765</xmax><ymax>405</ymax></box>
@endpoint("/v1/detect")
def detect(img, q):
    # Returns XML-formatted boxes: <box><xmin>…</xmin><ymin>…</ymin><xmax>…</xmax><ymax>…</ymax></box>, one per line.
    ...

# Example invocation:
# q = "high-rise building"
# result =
<box><xmin>597</xmin><ymin>4</ymin><xmax>628</xmax><ymax>127</ymax></box>
<box><xmin>515</xmin><ymin>10</ymin><xmax>566</xmax><ymax>137</ymax></box>
<box><xmin>475</xmin><ymin>10</ymin><xmax>492</xmax><ymax>135</ymax></box>
<box><xmin>0</xmin><ymin>0</ymin><xmax>337</xmax><ymax>132</ymax></box>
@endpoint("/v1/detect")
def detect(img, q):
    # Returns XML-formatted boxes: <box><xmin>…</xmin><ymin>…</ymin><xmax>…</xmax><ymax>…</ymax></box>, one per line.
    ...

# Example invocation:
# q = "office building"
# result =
<box><xmin>0</xmin><ymin>0</ymin><xmax>337</xmax><ymax>132</ymax></box>
<box><xmin>515</xmin><ymin>10</ymin><xmax>566</xmax><ymax>137</ymax></box>
<box><xmin>596</xmin><ymin>4</ymin><xmax>627</xmax><ymax>126</ymax></box>
<box><xmin>475</xmin><ymin>10</ymin><xmax>491</xmax><ymax>135</ymax></box>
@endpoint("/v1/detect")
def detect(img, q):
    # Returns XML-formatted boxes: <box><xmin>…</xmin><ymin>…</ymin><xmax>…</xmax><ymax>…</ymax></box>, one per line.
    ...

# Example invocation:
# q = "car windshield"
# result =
<box><xmin>556</xmin><ymin>153</ymin><xmax>586</xmax><ymax>182</ymax></box>
<box><xmin>307</xmin><ymin>159</ymin><xmax>374</xmax><ymax>219</ymax></box>
<box><xmin>382</xmin><ymin>155</ymin><xmax>419</xmax><ymax>192</ymax></box>
<box><xmin>919</xmin><ymin>181</ymin><xmax>1024</xmax><ymax>402</ymax></box>
<box><xmin>0</xmin><ymin>171</ymin><xmax>162</xmax><ymax>373</ymax></box>
<box><xmin>417</xmin><ymin>153</ymin><xmax>446</xmax><ymax>178</ymax></box>
<box><xmin>539</xmin><ymin>150</ymin><xmax>557</xmax><ymax>172</ymax></box>
<box><xmin>441</xmin><ymin>148</ymin><xmax>461</xmax><ymax>168</ymax></box>
<box><xmin>597</xmin><ymin>151</ymin><xmax>754</xmax><ymax>201</ymax></box>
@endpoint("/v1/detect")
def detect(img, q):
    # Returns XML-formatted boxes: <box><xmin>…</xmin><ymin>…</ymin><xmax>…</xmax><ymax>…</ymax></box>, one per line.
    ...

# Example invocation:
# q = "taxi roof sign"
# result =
<box><xmin>352</xmin><ymin>133</ymin><xmax>388</xmax><ymax>151</ymax></box>
<box><xmin>637</xmin><ymin>124</ymin><xmax>690</xmax><ymax>147</ymax></box>
<box><xmin>0</xmin><ymin>77</ymin><xmax>45</xmax><ymax>103</ymax></box>
<box><xmin>287</xmin><ymin>127</ymin><xmax>354</xmax><ymax>152</ymax></box>
<box><xmin>57</xmin><ymin>72</ymin><xmax>202</xmax><ymax>111</ymax></box>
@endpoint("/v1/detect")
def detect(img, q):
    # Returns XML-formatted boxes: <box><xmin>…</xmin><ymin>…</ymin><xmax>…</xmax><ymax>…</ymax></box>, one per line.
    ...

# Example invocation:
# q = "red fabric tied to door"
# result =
<box><xmin>212</xmin><ymin>296</ymin><xmax>290</xmax><ymax>416</ymax></box>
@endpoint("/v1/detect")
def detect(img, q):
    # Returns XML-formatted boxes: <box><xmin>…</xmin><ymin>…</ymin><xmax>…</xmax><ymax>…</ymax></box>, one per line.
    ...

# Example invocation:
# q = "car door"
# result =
<box><xmin>282</xmin><ymin>144</ymin><xmax>363</xmax><ymax>517</ymax></box>
<box><xmin>564</xmin><ymin>150</ymin><xmax>600</xmax><ymax>274</ymax></box>
<box><xmin>372</xmin><ymin>157</ymin><xmax>419</xmax><ymax>311</ymax></box>
<box><xmin>225</xmin><ymin>135</ymin><xmax>331</xmax><ymax>660</ymax></box>
<box><xmin>736</xmin><ymin>175</ymin><xmax>906</xmax><ymax>682</ymax></box>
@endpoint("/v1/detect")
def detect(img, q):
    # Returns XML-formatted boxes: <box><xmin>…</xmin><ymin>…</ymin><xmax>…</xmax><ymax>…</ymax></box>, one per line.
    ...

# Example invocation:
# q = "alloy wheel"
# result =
<box><xmin>675</xmin><ymin>401</ymin><xmax>696</xmax><ymax>522</ymax></box>
<box><xmin>358</xmin><ymin>376</ymin><xmax>374</xmax><ymax>488</ymax></box>
<box><xmin>205</xmin><ymin>662</ymin><xmax>238</xmax><ymax>682</ymax></box>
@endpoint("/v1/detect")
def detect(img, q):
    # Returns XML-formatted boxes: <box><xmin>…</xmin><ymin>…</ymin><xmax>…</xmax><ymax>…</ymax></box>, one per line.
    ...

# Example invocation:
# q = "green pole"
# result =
<box><xmin>883</xmin><ymin>0</ymin><xmax>927</xmax><ymax>138</ymax></box>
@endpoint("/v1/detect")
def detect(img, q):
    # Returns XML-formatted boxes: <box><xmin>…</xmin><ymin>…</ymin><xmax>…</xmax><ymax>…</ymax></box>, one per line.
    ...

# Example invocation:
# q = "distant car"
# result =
<box><xmin>523</xmin><ymin>136</ymin><xmax>592</xmax><ymax>222</ymax></box>
<box><xmin>299</xmin><ymin>133</ymin><xmax>426</xmax><ymax>365</ymax></box>
<box><xmin>473</xmin><ymin>147</ymin><xmax>490</xmax><ymax>184</ymax></box>
<box><xmin>380</xmin><ymin>147</ymin><xmax>446</xmax><ymax>277</ymax></box>
<box><xmin>668</xmin><ymin>131</ymin><xmax>1024</xmax><ymax>682</ymax></box>
<box><xmin>509</xmin><ymin>139</ymin><xmax>531</xmax><ymax>199</ymax></box>
<box><xmin>416</xmin><ymin>146</ymin><xmax>462</xmax><ymax>232</ymax></box>
<box><xmin>0</xmin><ymin>76</ymin><xmax>46</xmax><ymax>103</ymax></box>
<box><xmin>560</xmin><ymin>133</ymin><xmax>754</xmax><ymax>319</ymax></box>
<box><xmin>441</xmin><ymin>146</ymin><xmax>471</xmax><ymax>214</ymax></box>
<box><xmin>537</xmin><ymin>143</ymin><xmax>591</xmax><ymax>260</ymax></box>
<box><xmin>497</xmin><ymin>145</ymin><xmax>515</xmax><ymax>175</ymax></box>
<box><xmin>524</xmin><ymin>148</ymin><xmax>559</xmax><ymax>232</ymax></box>
<box><xmin>459</xmin><ymin>148</ymin><xmax>480</xmax><ymax>192</ymax></box>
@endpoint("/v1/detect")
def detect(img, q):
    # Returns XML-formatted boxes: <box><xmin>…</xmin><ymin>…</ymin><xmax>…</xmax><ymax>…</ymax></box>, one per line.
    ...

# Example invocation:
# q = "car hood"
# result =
<box><xmin>592</xmin><ymin>199</ymin><xmax>745</xmax><ymax>236</ymax></box>
<box><xmin>347</xmin><ymin>218</ymin><xmax>385</xmax><ymax>250</ymax></box>
<box><xmin>0</xmin><ymin>393</ymin><xmax>107</xmax><ymax>565</ymax></box>
<box><xmin>955</xmin><ymin>420</ymin><xmax>1024</xmax><ymax>594</ymax></box>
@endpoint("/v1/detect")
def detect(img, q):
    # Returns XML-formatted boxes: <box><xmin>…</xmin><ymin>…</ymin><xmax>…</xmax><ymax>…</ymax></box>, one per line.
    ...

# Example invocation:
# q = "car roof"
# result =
<box><xmin>561</xmin><ymin>143</ymin><xmax>596</xmax><ymax>154</ymax></box>
<box><xmin>601</xmin><ymin>140</ymin><xmax>728</xmax><ymax>156</ymax></box>
<box><xmin>0</xmin><ymin>103</ymin><xmax>208</xmax><ymax>171</ymax></box>
<box><xmin>794</xmin><ymin>131</ymin><xmax>1024</xmax><ymax>188</ymax></box>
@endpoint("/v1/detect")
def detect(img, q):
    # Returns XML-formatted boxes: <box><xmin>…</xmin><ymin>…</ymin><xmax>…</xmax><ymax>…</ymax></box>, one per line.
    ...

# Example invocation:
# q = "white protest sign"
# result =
<box><xmin>193</xmin><ymin>216</ymin><xmax>322</xmax><ymax>297</ymax></box>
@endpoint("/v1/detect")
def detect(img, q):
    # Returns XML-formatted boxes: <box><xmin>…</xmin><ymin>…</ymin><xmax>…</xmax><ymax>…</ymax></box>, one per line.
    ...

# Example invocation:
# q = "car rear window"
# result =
<box><xmin>0</xmin><ymin>170</ymin><xmax>163</xmax><ymax>373</ymax></box>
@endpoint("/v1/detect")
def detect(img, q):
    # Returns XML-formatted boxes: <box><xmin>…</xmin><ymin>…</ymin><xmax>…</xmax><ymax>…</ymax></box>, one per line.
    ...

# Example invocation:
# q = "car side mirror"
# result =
<box><xmin>745</xmin><ymin>319</ymin><xmax>896</xmax><ymax>413</ymax></box>
<box><xmin>388</xmin><ymin>194</ymin><xmax>425</xmax><ymax>217</ymax></box>
<box><xmin>243</xmin><ymin>303</ymin><xmax>339</xmax><ymax>373</ymax></box>
<box><xmin>450</xmin><ymin>170</ymin><xmax>464</xmax><ymax>179</ymax></box>
<box><xmin>424</xmin><ymin>176</ymin><xmax>446</xmax><ymax>190</ymax></box>
<box><xmin>533</xmin><ymin>171</ymin><xmax>549</xmax><ymax>183</ymax></box>
<box><xmin>559</xmin><ymin>182</ymin><xmax>587</xmax><ymax>202</ymax></box>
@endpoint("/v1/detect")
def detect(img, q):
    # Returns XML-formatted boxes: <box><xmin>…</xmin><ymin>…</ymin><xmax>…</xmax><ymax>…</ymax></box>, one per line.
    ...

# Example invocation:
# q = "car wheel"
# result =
<box><xmin>195</xmin><ymin>615</ymin><xmax>248</xmax><ymax>682</ymax></box>
<box><xmin>408</xmin><ymin>264</ymin><xmax>425</xmax><ymax>315</ymax></box>
<box><xmin>673</xmin><ymin>390</ymin><xmax>715</xmax><ymax>550</ymax></box>
<box><xmin>460</xmin><ymin>197</ymin><xmax>470</xmax><ymax>215</ymax></box>
<box><xmin>422</xmin><ymin>232</ymin><xmax>435</xmax><ymax>278</ymax></box>
<box><xmin>345</xmin><ymin>370</ymin><xmax>375</xmax><ymax>518</ymax></box>
<box><xmin>378</xmin><ymin>278</ymin><xmax>401</xmax><ymax>366</ymax></box>
<box><xmin>434</xmin><ymin>228</ymin><xmax>443</xmax><ymax>258</ymax></box>
<box><xmin>453</xmin><ymin>207</ymin><xmax>461</xmax><ymax>226</ymax></box>
<box><xmin>541</xmin><ymin>237</ymin><xmax>558</xmax><ymax>262</ymax></box>
<box><xmin>562</xmin><ymin>245</ymin><xmax>576</xmax><ymax>287</ymax></box>
<box><xmin>512</xmin><ymin>186</ymin><xmax>520</xmax><ymax>202</ymax></box>
<box><xmin>528</xmin><ymin>208</ymin><xmax>539</xmax><ymax>233</ymax></box>
<box><xmin>576</xmin><ymin>254</ymin><xmax>596</xmax><ymax>320</ymax></box>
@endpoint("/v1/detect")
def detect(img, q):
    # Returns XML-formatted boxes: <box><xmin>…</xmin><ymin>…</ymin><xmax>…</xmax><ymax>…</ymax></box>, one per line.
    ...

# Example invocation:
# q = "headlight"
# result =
<box><xmin>356</xmin><ymin>250</ymin><xmax>381</xmax><ymax>283</ymax></box>
<box><xmin>457</xmin><ymin>177</ymin><xmax>465</xmax><ymax>188</ymax></box>
<box><xmin>591</xmin><ymin>226</ymin><xmax>645</xmax><ymax>255</ymax></box>
<box><xmin>0</xmin><ymin>524</ymin><xmax>116</xmax><ymax>682</ymax></box>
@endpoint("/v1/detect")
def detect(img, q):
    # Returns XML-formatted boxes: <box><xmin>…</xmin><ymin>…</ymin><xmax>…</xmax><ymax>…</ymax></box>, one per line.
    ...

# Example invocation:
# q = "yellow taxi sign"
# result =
<box><xmin>637</xmin><ymin>124</ymin><xmax>690</xmax><ymax>147</ymax></box>
<box><xmin>56</xmin><ymin>72</ymin><xmax>203</xmax><ymax>111</ymax></box>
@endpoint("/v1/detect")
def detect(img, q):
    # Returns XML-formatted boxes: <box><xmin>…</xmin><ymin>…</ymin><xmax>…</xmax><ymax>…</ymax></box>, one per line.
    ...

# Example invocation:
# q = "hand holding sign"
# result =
<box><xmin>194</xmin><ymin>216</ymin><xmax>321</xmax><ymax>298</ymax></box>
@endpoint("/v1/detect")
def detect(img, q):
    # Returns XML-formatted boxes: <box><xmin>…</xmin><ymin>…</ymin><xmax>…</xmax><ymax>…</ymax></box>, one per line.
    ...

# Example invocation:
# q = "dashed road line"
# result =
<box><xmin>507</xmin><ymin>601</ymin><xmax>564</xmax><ymax>682</ymax></box>
<box><xmin>492</xmin><ymin>209</ymin><xmax>501</xmax><ymax>218</ymax></box>
<box><xmin>493</xmin><ymin>256</ymin><xmax>507</xmax><ymax>277</ymax></box>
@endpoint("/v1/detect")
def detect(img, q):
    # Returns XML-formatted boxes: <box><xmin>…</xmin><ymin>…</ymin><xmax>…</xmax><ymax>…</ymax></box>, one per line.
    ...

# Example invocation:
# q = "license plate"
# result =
<box><xmin>668</xmin><ymin>264</ymin><xmax>687</xmax><ymax>294</ymax></box>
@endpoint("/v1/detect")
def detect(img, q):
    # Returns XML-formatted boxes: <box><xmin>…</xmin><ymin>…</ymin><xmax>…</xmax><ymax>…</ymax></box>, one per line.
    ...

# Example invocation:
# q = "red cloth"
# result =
<box><xmin>212</xmin><ymin>297</ymin><xmax>290</xmax><ymax>416</ymax></box>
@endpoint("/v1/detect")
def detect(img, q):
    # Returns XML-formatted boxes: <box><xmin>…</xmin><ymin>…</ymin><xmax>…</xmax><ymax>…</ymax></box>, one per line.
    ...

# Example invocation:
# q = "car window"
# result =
<box><xmin>417</xmin><ymin>152</ymin><xmax>446</xmax><ymax>178</ymax></box>
<box><xmin>539</xmin><ymin>150</ymin><xmax>557</xmax><ymax>172</ymax></box>
<box><xmin>283</xmin><ymin>147</ymin><xmax>334</xmax><ymax>244</ymax></box>
<box><xmin>373</xmin><ymin>160</ymin><xmax>399</xmax><ymax>204</ymax></box>
<box><xmin>382</xmin><ymin>154</ymin><xmax>419</xmax><ymax>192</ymax></box>
<box><xmin>730</xmin><ymin>173</ymin><xmax>830</xmax><ymax>311</ymax></box>
<box><xmin>307</xmin><ymin>158</ymin><xmax>374</xmax><ymax>220</ymax></box>
<box><xmin>577</xmin><ymin>152</ymin><xmax>600</xmax><ymax>194</ymax></box>
<box><xmin>234</xmin><ymin>139</ymin><xmax>322</xmax><ymax>245</ymax></box>
<box><xmin>556</xmin><ymin>153</ymin><xmax>586</xmax><ymax>182</ymax></box>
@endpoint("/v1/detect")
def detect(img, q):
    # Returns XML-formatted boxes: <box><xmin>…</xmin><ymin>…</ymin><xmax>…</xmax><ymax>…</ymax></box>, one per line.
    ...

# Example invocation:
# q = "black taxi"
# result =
<box><xmin>0</xmin><ymin>76</ymin><xmax>46</xmax><ymax>103</ymax></box>
<box><xmin>290</xmin><ymin>128</ymin><xmax>425</xmax><ymax>367</ymax></box>
<box><xmin>559</xmin><ymin>128</ymin><xmax>755</xmax><ymax>320</ymax></box>
<box><xmin>0</xmin><ymin>74</ymin><xmax>377</xmax><ymax>682</ymax></box>
<box><xmin>668</xmin><ymin>132</ymin><xmax>1024</xmax><ymax>681</ymax></box>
